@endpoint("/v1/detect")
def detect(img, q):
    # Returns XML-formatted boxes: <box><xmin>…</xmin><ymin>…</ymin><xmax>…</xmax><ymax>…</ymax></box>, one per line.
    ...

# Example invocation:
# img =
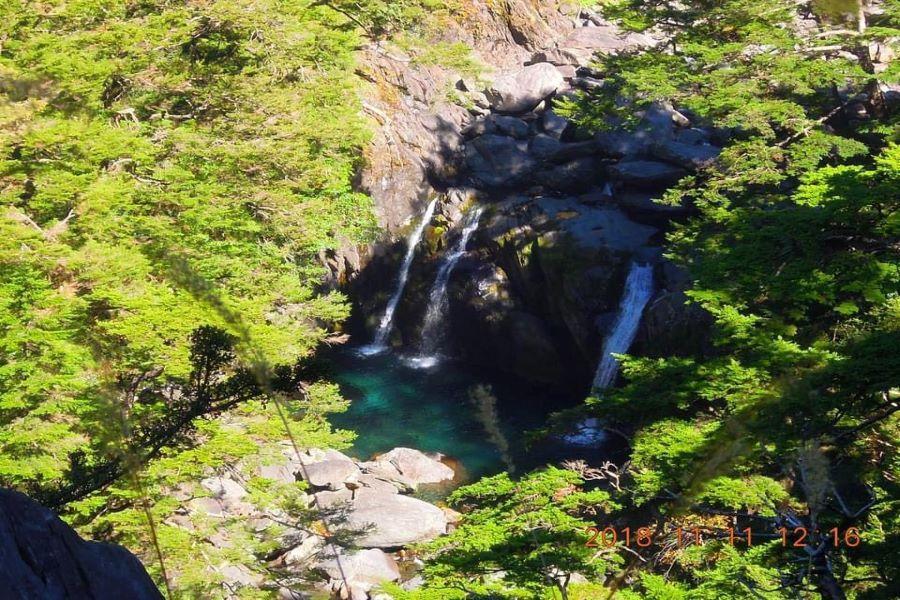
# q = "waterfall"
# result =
<box><xmin>407</xmin><ymin>206</ymin><xmax>484</xmax><ymax>368</ymax></box>
<box><xmin>592</xmin><ymin>262</ymin><xmax>655</xmax><ymax>390</ymax></box>
<box><xmin>358</xmin><ymin>196</ymin><xmax>438</xmax><ymax>356</ymax></box>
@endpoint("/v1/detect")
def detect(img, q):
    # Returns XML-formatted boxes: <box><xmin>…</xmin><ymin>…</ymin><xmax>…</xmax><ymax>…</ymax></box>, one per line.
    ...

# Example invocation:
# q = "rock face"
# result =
<box><xmin>484</xmin><ymin>62</ymin><xmax>564</xmax><ymax>113</ymax></box>
<box><xmin>0</xmin><ymin>488</ymin><xmax>162</xmax><ymax>599</ymax></box>
<box><xmin>318</xmin><ymin>548</ymin><xmax>400</xmax><ymax>600</ymax></box>
<box><xmin>347</xmin><ymin>3</ymin><xmax>713</xmax><ymax>388</ymax></box>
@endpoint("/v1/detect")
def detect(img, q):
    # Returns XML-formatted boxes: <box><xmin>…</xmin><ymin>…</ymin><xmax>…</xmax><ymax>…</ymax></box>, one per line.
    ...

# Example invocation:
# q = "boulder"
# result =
<box><xmin>0</xmin><ymin>488</ymin><xmax>162</xmax><ymax>599</ymax></box>
<box><xmin>608</xmin><ymin>160</ymin><xmax>686</xmax><ymax>189</ymax></box>
<box><xmin>258</xmin><ymin>464</ymin><xmax>297</xmax><ymax>483</ymax></box>
<box><xmin>528</xmin><ymin>133</ymin><xmax>563</xmax><ymax>160</ymax></box>
<box><xmin>278</xmin><ymin>534</ymin><xmax>326</xmax><ymax>568</ymax></box>
<box><xmin>650</xmin><ymin>141</ymin><xmax>720</xmax><ymax>170</ymax></box>
<box><xmin>484</xmin><ymin>63</ymin><xmax>563</xmax><ymax>113</ymax></box>
<box><xmin>317</xmin><ymin>548</ymin><xmax>400</xmax><ymax>599</ymax></box>
<box><xmin>594</xmin><ymin>130</ymin><xmax>646</xmax><ymax>158</ymax></box>
<box><xmin>462</xmin><ymin>114</ymin><xmax>530</xmax><ymax>139</ymax></box>
<box><xmin>375</xmin><ymin>447</ymin><xmax>454</xmax><ymax>487</ymax></box>
<box><xmin>344</xmin><ymin>489</ymin><xmax>448</xmax><ymax>548</ymax></box>
<box><xmin>299</xmin><ymin>449</ymin><xmax>361</xmax><ymax>491</ymax></box>
<box><xmin>466</xmin><ymin>135</ymin><xmax>535</xmax><ymax>188</ymax></box>
<box><xmin>201</xmin><ymin>476</ymin><xmax>248</xmax><ymax>509</ymax></box>
<box><xmin>541</xmin><ymin>110</ymin><xmax>570</xmax><ymax>139</ymax></box>
<box><xmin>535</xmin><ymin>157</ymin><xmax>598</xmax><ymax>193</ymax></box>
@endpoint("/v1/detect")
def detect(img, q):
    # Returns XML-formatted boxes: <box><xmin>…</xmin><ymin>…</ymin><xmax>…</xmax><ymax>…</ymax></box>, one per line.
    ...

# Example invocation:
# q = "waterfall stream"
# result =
<box><xmin>592</xmin><ymin>262</ymin><xmax>655</xmax><ymax>389</ymax></box>
<box><xmin>407</xmin><ymin>206</ymin><xmax>484</xmax><ymax>368</ymax></box>
<box><xmin>358</xmin><ymin>196</ymin><xmax>438</xmax><ymax>356</ymax></box>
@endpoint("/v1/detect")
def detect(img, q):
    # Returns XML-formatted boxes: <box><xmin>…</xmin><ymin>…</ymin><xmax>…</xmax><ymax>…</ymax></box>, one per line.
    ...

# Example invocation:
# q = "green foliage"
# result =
<box><xmin>406</xmin><ymin>467</ymin><xmax>623</xmax><ymax>599</ymax></box>
<box><xmin>552</xmin><ymin>1</ymin><xmax>900</xmax><ymax>598</ymax></box>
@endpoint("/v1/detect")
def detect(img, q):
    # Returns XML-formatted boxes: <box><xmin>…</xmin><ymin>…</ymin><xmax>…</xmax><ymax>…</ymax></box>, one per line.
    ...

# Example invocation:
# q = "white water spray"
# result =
<box><xmin>592</xmin><ymin>262</ymin><xmax>655</xmax><ymax>390</ymax></box>
<box><xmin>407</xmin><ymin>206</ymin><xmax>484</xmax><ymax>368</ymax></box>
<box><xmin>358</xmin><ymin>196</ymin><xmax>438</xmax><ymax>356</ymax></box>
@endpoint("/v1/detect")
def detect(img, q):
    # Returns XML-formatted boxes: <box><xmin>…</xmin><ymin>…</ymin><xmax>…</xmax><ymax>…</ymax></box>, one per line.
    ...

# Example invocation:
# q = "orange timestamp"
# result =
<box><xmin>584</xmin><ymin>525</ymin><xmax>863</xmax><ymax>548</ymax></box>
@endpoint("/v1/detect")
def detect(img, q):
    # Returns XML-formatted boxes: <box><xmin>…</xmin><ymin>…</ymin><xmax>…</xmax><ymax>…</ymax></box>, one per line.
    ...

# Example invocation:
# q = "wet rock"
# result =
<box><xmin>608</xmin><ymin>160</ymin><xmax>686</xmax><ymax>188</ymax></box>
<box><xmin>344</xmin><ymin>489</ymin><xmax>448</xmax><ymax>548</ymax></box>
<box><xmin>484</xmin><ymin>63</ymin><xmax>564</xmax><ymax>113</ymax></box>
<box><xmin>650</xmin><ymin>140</ymin><xmax>720</xmax><ymax>170</ymax></box>
<box><xmin>466</xmin><ymin>135</ymin><xmax>535</xmax><ymax>188</ymax></box>
<box><xmin>0</xmin><ymin>488</ymin><xmax>162</xmax><ymax>600</ymax></box>
<box><xmin>535</xmin><ymin>157</ymin><xmax>598</xmax><ymax>193</ymax></box>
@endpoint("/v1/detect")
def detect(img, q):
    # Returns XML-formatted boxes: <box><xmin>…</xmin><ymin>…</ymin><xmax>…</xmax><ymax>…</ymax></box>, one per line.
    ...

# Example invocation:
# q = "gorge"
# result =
<box><xmin>2</xmin><ymin>1</ymin><xmax>897</xmax><ymax>599</ymax></box>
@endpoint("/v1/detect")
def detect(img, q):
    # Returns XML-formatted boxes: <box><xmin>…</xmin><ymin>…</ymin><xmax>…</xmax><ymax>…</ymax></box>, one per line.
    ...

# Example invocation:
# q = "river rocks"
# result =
<box><xmin>608</xmin><ymin>160</ymin><xmax>687</xmax><ymax>188</ymax></box>
<box><xmin>367</xmin><ymin>447</ymin><xmax>455</xmax><ymax>488</ymax></box>
<box><xmin>344</xmin><ymin>489</ymin><xmax>448</xmax><ymax>548</ymax></box>
<box><xmin>299</xmin><ymin>448</ymin><xmax>361</xmax><ymax>491</ymax></box>
<box><xmin>317</xmin><ymin>548</ymin><xmax>400</xmax><ymax>600</ymax></box>
<box><xmin>0</xmin><ymin>488</ymin><xmax>163</xmax><ymax>600</ymax></box>
<box><xmin>484</xmin><ymin>62</ymin><xmax>564</xmax><ymax>113</ymax></box>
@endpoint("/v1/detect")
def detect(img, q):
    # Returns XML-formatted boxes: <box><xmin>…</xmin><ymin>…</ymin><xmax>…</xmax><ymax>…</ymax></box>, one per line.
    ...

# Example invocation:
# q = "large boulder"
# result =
<box><xmin>317</xmin><ymin>548</ymin><xmax>400</xmax><ymax>600</ymax></box>
<box><xmin>300</xmin><ymin>449</ymin><xmax>361</xmax><ymax>491</ymax></box>
<box><xmin>608</xmin><ymin>160</ymin><xmax>686</xmax><ymax>189</ymax></box>
<box><xmin>466</xmin><ymin>134</ymin><xmax>535</xmax><ymax>188</ymax></box>
<box><xmin>484</xmin><ymin>63</ymin><xmax>563</xmax><ymax>113</ymax></box>
<box><xmin>344</xmin><ymin>489</ymin><xmax>448</xmax><ymax>548</ymax></box>
<box><xmin>370</xmin><ymin>447</ymin><xmax>454</xmax><ymax>488</ymax></box>
<box><xmin>0</xmin><ymin>488</ymin><xmax>163</xmax><ymax>599</ymax></box>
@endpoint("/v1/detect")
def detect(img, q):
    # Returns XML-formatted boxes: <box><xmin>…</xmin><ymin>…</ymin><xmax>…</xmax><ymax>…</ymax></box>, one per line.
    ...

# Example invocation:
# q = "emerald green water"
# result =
<box><xmin>327</xmin><ymin>349</ymin><xmax>594</xmax><ymax>485</ymax></box>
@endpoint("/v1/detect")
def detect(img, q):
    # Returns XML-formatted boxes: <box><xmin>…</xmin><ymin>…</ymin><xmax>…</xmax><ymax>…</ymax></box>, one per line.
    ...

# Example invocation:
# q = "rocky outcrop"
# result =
<box><xmin>0</xmin><ymin>488</ymin><xmax>162</xmax><ymax>599</ymax></box>
<box><xmin>348</xmin><ymin>4</ymin><xmax>713</xmax><ymax>389</ymax></box>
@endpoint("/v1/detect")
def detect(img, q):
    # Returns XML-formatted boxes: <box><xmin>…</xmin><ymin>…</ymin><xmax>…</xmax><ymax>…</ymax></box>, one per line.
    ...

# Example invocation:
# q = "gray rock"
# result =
<box><xmin>303</xmin><ymin>459</ymin><xmax>360</xmax><ymax>491</ymax></box>
<box><xmin>462</xmin><ymin>115</ymin><xmax>530</xmax><ymax>140</ymax></box>
<box><xmin>572</xmin><ymin>76</ymin><xmax>605</xmax><ymax>92</ymax></box>
<box><xmin>344</xmin><ymin>489</ymin><xmax>447</xmax><ymax>548</ymax></box>
<box><xmin>608</xmin><ymin>160</ymin><xmax>686</xmax><ymax>188</ymax></box>
<box><xmin>313</xmin><ymin>488</ymin><xmax>353</xmax><ymax>508</ymax></box>
<box><xmin>258</xmin><ymin>464</ymin><xmax>297</xmax><ymax>483</ymax></box>
<box><xmin>279</xmin><ymin>534</ymin><xmax>325</xmax><ymax>567</ymax></box>
<box><xmin>466</xmin><ymin>135</ymin><xmax>535</xmax><ymax>188</ymax></box>
<box><xmin>529</xmin><ymin>47</ymin><xmax>581</xmax><ymax>66</ymax></box>
<box><xmin>375</xmin><ymin>447</ymin><xmax>454</xmax><ymax>487</ymax></box>
<box><xmin>484</xmin><ymin>63</ymin><xmax>564</xmax><ymax>113</ymax></box>
<box><xmin>555</xmin><ymin>64</ymin><xmax>577</xmax><ymax>79</ymax></box>
<box><xmin>541</xmin><ymin>110</ymin><xmax>570</xmax><ymax>139</ymax></box>
<box><xmin>529</xmin><ymin>133</ymin><xmax>563</xmax><ymax>160</ymax></box>
<box><xmin>490</xmin><ymin>115</ymin><xmax>531</xmax><ymax>139</ymax></box>
<box><xmin>355</xmin><ymin>473</ymin><xmax>401</xmax><ymax>494</ymax></box>
<box><xmin>535</xmin><ymin>157</ymin><xmax>598</xmax><ymax>193</ymax></box>
<box><xmin>201</xmin><ymin>476</ymin><xmax>247</xmax><ymax>506</ymax></box>
<box><xmin>675</xmin><ymin>127</ymin><xmax>712</xmax><ymax>145</ymax></box>
<box><xmin>613</xmin><ymin>190</ymin><xmax>690</xmax><ymax>217</ymax></box>
<box><xmin>317</xmin><ymin>548</ymin><xmax>400</xmax><ymax>599</ymax></box>
<box><xmin>650</xmin><ymin>141</ymin><xmax>720</xmax><ymax>170</ymax></box>
<box><xmin>594</xmin><ymin>131</ymin><xmax>646</xmax><ymax>158</ymax></box>
<box><xmin>0</xmin><ymin>488</ymin><xmax>163</xmax><ymax>599</ymax></box>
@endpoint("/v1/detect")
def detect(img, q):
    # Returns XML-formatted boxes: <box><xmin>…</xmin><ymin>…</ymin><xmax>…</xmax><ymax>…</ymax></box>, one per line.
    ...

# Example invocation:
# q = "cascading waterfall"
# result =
<box><xmin>592</xmin><ymin>262</ymin><xmax>655</xmax><ymax>389</ymax></box>
<box><xmin>563</xmin><ymin>262</ymin><xmax>654</xmax><ymax>447</ymax></box>
<box><xmin>358</xmin><ymin>196</ymin><xmax>439</xmax><ymax>356</ymax></box>
<box><xmin>407</xmin><ymin>206</ymin><xmax>484</xmax><ymax>368</ymax></box>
